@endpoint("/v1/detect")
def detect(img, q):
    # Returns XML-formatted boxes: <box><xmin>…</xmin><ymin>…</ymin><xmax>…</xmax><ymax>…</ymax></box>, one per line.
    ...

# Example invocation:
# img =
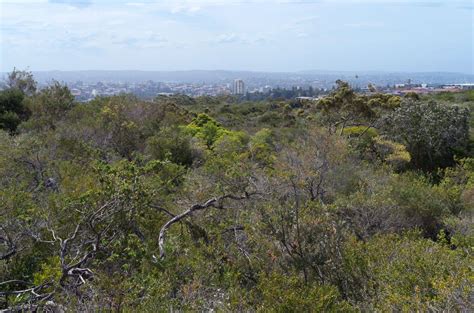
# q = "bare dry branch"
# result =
<box><xmin>158</xmin><ymin>192</ymin><xmax>255</xmax><ymax>259</ymax></box>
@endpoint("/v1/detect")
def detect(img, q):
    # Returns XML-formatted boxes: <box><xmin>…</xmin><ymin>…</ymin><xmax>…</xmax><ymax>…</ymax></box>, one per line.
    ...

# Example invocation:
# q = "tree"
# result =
<box><xmin>0</xmin><ymin>88</ymin><xmax>29</xmax><ymax>132</ymax></box>
<box><xmin>6</xmin><ymin>68</ymin><xmax>37</xmax><ymax>96</ymax></box>
<box><xmin>146</xmin><ymin>128</ymin><xmax>194</xmax><ymax>166</ymax></box>
<box><xmin>24</xmin><ymin>81</ymin><xmax>75</xmax><ymax>130</ymax></box>
<box><xmin>384</xmin><ymin>100</ymin><xmax>470</xmax><ymax>171</ymax></box>
<box><xmin>317</xmin><ymin>80</ymin><xmax>376</xmax><ymax>134</ymax></box>
<box><xmin>0</xmin><ymin>68</ymin><xmax>37</xmax><ymax>132</ymax></box>
<box><xmin>183</xmin><ymin>113</ymin><xmax>232</xmax><ymax>149</ymax></box>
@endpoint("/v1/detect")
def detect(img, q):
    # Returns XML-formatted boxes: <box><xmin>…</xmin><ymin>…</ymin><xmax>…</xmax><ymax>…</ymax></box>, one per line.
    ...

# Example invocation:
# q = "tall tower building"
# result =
<box><xmin>233</xmin><ymin>79</ymin><xmax>245</xmax><ymax>95</ymax></box>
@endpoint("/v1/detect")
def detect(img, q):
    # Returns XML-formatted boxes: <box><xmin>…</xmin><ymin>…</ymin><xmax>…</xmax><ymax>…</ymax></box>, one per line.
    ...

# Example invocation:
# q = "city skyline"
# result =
<box><xmin>0</xmin><ymin>0</ymin><xmax>473</xmax><ymax>74</ymax></box>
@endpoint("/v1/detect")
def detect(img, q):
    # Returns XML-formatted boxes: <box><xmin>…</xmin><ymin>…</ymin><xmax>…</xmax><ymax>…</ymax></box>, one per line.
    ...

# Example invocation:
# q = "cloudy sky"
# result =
<box><xmin>0</xmin><ymin>0</ymin><xmax>472</xmax><ymax>73</ymax></box>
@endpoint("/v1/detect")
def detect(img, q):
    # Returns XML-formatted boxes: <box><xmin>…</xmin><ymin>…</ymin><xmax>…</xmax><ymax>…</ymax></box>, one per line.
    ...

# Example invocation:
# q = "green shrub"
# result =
<box><xmin>343</xmin><ymin>233</ymin><xmax>473</xmax><ymax>311</ymax></box>
<box><xmin>254</xmin><ymin>273</ymin><xmax>354</xmax><ymax>312</ymax></box>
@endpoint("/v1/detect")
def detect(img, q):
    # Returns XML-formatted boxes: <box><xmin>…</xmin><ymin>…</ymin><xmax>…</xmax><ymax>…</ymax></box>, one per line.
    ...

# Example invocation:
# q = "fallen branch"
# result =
<box><xmin>158</xmin><ymin>192</ymin><xmax>254</xmax><ymax>259</ymax></box>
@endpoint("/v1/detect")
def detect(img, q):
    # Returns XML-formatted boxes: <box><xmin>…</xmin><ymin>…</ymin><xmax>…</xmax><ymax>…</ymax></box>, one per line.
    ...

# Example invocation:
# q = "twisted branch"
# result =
<box><xmin>158</xmin><ymin>192</ymin><xmax>255</xmax><ymax>259</ymax></box>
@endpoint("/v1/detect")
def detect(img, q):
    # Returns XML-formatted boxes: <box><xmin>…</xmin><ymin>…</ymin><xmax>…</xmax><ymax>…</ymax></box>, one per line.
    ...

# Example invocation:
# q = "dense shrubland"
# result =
<box><xmin>1</xmin><ymin>69</ymin><xmax>473</xmax><ymax>311</ymax></box>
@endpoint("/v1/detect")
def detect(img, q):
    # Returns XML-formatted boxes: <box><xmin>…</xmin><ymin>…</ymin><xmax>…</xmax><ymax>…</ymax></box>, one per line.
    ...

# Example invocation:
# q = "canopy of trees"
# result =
<box><xmin>1</xmin><ymin>70</ymin><xmax>472</xmax><ymax>311</ymax></box>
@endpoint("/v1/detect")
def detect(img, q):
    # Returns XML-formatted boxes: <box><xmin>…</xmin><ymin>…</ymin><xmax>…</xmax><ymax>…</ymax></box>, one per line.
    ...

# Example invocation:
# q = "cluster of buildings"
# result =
<box><xmin>377</xmin><ymin>82</ymin><xmax>474</xmax><ymax>96</ymax></box>
<box><xmin>65</xmin><ymin>78</ymin><xmax>259</xmax><ymax>101</ymax></box>
<box><xmin>55</xmin><ymin>77</ymin><xmax>474</xmax><ymax>102</ymax></box>
<box><xmin>64</xmin><ymin>81</ymin><xmax>235</xmax><ymax>101</ymax></box>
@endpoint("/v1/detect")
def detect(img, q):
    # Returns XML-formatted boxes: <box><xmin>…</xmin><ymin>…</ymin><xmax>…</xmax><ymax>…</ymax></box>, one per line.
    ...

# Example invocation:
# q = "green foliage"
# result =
<box><xmin>248</xmin><ymin>128</ymin><xmax>276</xmax><ymax>166</ymax></box>
<box><xmin>384</xmin><ymin>100</ymin><xmax>470</xmax><ymax>171</ymax></box>
<box><xmin>317</xmin><ymin>81</ymin><xmax>400</xmax><ymax>135</ymax></box>
<box><xmin>257</xmin><ymin>111</ymin><xmax>284</xmax><ymax>127</ymax></box>
<box><xmin>342</xmin><ymin>125</ymin><xmax>378</xmax><ymax>138</ymax></box>
<box><xmin>343</xmin><ymin>233</ymin><xmax>472</xmax><ymax>311</ymax></box>
<box><xmin>0</xmin><ymin>88</ymin><xmax>29</xmax><ymax>132</ymax></box>
<box><xmin>342</xmin><ymin>126</ymin><xmax>410</xmax><ymax>170</ymax></box>
<box><xmin>33</xmin><ymin>256</ymin><xmax>62</xmax><ymax>286</ymax></box>
<box><xmin>99</xmin><ymin>97</ymin><xmax>144</xmax><ymax>158</ymax></box>
<box><xmin>404</xmin><ymin>91</ymin><xmax>420</xmax><ymax>101</ymax></box>
<box><xmin>317</xmin><ymin>80</ymin><xmax>374</xmax><ymax>132</ymax></box>
<box><xmin>146</xmin><ymin>127</ymin><xmax>195</xmax><ymax>166</ymax></box>
<box><xmin>429</xmin><ymin>90</ymin><xmax>474</xmax><ymax>103</ymax></box>
<box><xmin>371</xmin><ymin>136</ymin><xmax>411</xmax><ymax>170</ymax></box>
<box><xmin>6</xmin><ymin>68</ymin><xmax>37</xmax><ymax>96</ymax></box>
<box><xmin>183</xmin><ymin>113</ymin><xmax>235</xmax><ymax>149</ymax></box>
<box><xmin>1</xmin><ymin>73</ymin><xmax>472</xmax><ymax>311</ymax></box>
<box><xmin>255</xmin><ymin>274</ymin><xmax>353</xmax><ymax>312</ymax></box>
<box><xmin>22</xmin><ymin>81</ymin><xmax>75</xmax><ymax>130</ymax></box>
<box><xmin>389</xmin><ymin>174</ymin><xmax>451</xmax><ymax>237</ymax></box>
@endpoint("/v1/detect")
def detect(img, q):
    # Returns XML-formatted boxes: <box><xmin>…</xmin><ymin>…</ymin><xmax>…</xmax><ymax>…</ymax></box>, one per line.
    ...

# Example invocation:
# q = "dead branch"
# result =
<box><xmin>158</xmin><ymin>192</ymin><xmax>255</xmax><ymax>259</ymax></box>
<box><xmin>0</xmin><ymin>226</ymin><xmax>17</xmax><ymax>261</ymax></box>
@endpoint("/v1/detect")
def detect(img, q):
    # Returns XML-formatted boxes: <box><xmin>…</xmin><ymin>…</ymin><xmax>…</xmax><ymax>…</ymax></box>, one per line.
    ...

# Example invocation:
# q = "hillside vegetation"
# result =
<box><xmin>1</xmin><ymin>70</ymin><xmax>473</xmax><ymax>311</ymax></box>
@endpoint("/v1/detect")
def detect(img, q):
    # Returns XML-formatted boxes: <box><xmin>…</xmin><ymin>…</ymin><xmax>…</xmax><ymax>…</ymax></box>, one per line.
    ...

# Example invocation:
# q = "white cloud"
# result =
<box><xmin>0</xmin><ymin>0</ymin><xmax>471</xmax><ymax>72</ymax></box>
<box><xmin>210</xmin><ymin>33</ymin><xmax>271</xmax><ymax>45</ymax></box>
<box><xmin>344</xmin><ymin>22</ymin><xmax>384</xmax><ymax>28</ymax></box>
<box><xmin>171</xmin><ymin>5</ymin><xmax>201</xmax><ymax>14</ymax></box>
<box><xmin>212</xmin><ymin>33</ymin><xmax>241</xmax><ymax>44</ymax></box>
<box><xmin>0</xmin><ymin>0</ymin><xmax>48</xmax><ymax>3</ymax></box>
<box><xmin>125</xmin><ymin>2</ymin><xmax>145</xmax><ymax>6</ymax></box>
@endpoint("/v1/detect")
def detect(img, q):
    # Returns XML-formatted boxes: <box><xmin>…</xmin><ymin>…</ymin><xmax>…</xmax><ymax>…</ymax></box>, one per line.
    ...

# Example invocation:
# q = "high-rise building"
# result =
<box><xmin>233</xmin><ymin>79</ymin><xmax>245</xmax><ymax>95</ymax></box>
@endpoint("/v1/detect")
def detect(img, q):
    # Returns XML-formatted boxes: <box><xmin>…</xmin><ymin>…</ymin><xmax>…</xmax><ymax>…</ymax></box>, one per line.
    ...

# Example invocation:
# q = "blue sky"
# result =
<box><xmin>0</xmin><ymin>0</ymin><xmax>472</xmax><ymax>73</ymax></box>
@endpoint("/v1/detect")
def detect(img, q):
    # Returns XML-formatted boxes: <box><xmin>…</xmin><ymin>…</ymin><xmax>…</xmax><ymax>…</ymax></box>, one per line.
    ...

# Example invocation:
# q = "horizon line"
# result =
<box><xmin>1</xmin><ymin>69</ymin><xmax>473</xmax><ymax>75</ymax></box>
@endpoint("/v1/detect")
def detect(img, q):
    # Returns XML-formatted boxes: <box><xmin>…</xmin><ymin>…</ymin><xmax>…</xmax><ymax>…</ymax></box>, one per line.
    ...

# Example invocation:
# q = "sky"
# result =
<box><xmin>0</xmin><ymin>0</ymin><xmax>472</xmax><ymax>73</ymax></box>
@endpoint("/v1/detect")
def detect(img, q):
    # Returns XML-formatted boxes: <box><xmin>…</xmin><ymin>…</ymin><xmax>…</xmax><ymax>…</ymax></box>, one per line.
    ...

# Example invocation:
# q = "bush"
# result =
<box><xmin>384</xmin><ymin>100</ymin><xmax>470</xmax><ymax>171</ymax></box>
<box><xmin>343</xmin><ymin>233</ymin><xmax>472</xmax><ymax>311</ymax></box>
<box><xmin>0</xmin><ymin>88</ymin><xmax>29</xmax><ymax>132</ymax></box>
<box><xmin>254</xmin><ymin>273</ymin><xmax>354</xmax><ymax>312</ymax></box>
<box><xmin>146</xmin><ymin>127</ymin><xmax>195</xmax><ymax>166</ymax></box>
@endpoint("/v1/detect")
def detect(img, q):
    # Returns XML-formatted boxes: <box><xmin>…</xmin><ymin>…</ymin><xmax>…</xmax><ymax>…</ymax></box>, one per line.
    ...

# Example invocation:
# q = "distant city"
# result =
<box><xmin>1</xmin><ymin>70</ymin><xmax>473</xmax><ymax>102</ymax></box>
